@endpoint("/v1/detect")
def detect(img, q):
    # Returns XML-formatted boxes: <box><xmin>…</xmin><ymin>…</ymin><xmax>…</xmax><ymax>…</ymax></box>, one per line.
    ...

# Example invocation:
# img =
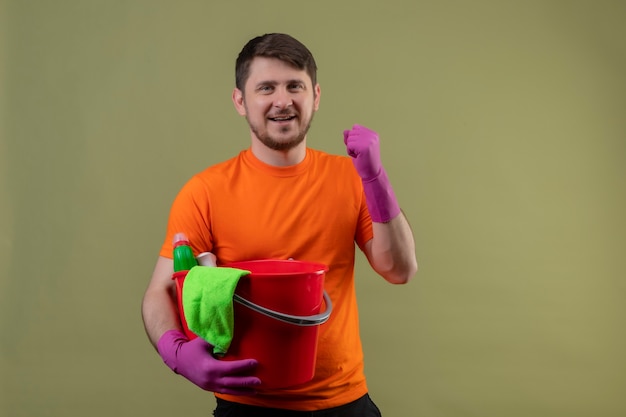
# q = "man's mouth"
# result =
<box><xmin>268</xmin><ymin>114</ymin><xmax>297</xmax><ymax>122</ymax></box>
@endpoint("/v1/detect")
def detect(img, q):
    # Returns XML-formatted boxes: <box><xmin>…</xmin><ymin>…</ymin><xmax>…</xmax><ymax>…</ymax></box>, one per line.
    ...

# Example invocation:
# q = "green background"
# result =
<box><xmin>1</xmin><ymin>1</ymin><xmax>625</xmax><ymax>416</ymax></box>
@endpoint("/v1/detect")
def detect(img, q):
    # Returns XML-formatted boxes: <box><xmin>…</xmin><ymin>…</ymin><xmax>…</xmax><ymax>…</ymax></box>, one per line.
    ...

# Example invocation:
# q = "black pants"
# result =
<box><xmin>213</xmin><ymin>393</ymin><xmax>382</xmax><ymax>417</ymax></box>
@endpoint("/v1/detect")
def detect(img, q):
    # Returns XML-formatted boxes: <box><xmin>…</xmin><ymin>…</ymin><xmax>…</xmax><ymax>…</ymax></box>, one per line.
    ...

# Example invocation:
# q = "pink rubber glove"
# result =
<box><xmin>157</xmin><ymin>330</ymin><xmax>261</xmax><ymax>395</ymax></box>
<box><xmin>343</xmin><ymin>124</ymin><xmax>401</xmax><ymax>223</ymax></box>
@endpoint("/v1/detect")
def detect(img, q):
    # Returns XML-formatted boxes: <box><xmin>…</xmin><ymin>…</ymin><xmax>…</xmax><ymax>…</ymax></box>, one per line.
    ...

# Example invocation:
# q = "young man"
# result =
<box><xmin>142</xmin><ymin>33</ymin><xmax>417</xmax><ymax>416</ymax></box>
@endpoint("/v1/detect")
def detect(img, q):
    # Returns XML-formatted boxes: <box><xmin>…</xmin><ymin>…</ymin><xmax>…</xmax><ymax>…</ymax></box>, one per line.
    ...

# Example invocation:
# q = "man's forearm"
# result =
<box><xmin>141</xmin><ymin>286</ymin><xmax>183</xmax><ymax>349</ymax></box>
<box><xmin>369</xmin><ymin>212</ymin><xmax>418</xmax><ymax>284</ymax></box>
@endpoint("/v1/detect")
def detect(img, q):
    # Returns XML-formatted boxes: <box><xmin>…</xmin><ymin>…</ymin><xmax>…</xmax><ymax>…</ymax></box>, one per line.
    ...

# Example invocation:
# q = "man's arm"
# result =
<box><xmin>344</xmin><ymin>124</ymin><xmax>418</xmax><ymax>284</ymax></box>
<box><xmin>141</xmin><ymin>256</ymin><xmax>181</xmax><ymax>349</ymax></box>
<box><xmin>141</xmin><ymin>255</ymin><xmax>261</xmax><ymax>393</ymax></box>
<box><xmin>363</xmin><ymin>213</ymin><xmax>417</xmax><ymax>284</ymax></box>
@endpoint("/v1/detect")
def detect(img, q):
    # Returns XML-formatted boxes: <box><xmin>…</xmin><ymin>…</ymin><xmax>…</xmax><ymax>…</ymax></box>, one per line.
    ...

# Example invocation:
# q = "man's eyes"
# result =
<box><xmin>256</xmin><ymin>84</ymin><xmax>304</xmax><ymax>93</ymax></box>
<box><xmin>288</xmin><ymin>83</ymin><xmax>304</xmax><ymax>90</ymax></box>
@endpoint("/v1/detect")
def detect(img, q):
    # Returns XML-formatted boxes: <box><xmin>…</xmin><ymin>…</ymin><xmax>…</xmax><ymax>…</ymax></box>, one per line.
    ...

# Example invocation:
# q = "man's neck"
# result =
<box><xmin>250</xmin><ymin>139</ymin><xmax>307</xmax><ymax>167</ymax></box>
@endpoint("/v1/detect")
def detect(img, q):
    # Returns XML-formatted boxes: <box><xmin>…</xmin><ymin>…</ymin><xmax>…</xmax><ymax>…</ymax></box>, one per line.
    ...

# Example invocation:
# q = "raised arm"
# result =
<box><xmin>343</xmin><ymin>125</ymin><xmax>418</xmax><ymax>284</ymax></box>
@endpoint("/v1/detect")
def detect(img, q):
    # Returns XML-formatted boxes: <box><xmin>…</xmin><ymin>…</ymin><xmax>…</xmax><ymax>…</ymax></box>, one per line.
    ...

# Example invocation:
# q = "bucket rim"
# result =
<box><xmin>225</xmin><ymin>259</ymin><xmax>329</xmax><ymax>275</ymax></box>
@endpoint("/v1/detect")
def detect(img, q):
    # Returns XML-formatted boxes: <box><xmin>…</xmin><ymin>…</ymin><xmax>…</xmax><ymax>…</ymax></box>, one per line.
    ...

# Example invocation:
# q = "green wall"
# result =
<box><xmin>1</xmin><ymin>1</ymin><xmax>625</xmax><ymax>416</ymax></box>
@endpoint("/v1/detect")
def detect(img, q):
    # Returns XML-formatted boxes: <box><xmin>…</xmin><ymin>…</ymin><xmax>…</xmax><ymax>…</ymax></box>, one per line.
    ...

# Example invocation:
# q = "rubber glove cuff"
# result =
<box><xmin>362</xmin><ymin>167</ymin><xmax>401</xmax><ymax>223</ymax></box>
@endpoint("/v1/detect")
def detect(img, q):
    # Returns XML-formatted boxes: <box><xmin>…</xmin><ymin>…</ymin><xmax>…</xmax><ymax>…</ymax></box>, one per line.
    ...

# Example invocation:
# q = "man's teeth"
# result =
<box><xmin>271</xmin><ymin>116</ymin><xmax>295</xmax><ymax>121</ymax></box>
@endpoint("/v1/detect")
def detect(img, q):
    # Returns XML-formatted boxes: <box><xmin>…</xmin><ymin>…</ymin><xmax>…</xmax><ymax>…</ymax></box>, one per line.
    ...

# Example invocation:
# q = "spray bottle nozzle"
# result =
<box><xmin>173</xmin><ymin>232</ymin><xmax>190</xmax><ymax>247</ymax></box>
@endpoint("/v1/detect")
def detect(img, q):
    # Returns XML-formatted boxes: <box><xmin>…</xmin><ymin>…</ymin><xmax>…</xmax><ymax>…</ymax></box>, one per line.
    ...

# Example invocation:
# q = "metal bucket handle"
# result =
<box><xmin>233</xmin><ymin>291</ymin><xmax>332</xmax><ymax>326</ymax></box>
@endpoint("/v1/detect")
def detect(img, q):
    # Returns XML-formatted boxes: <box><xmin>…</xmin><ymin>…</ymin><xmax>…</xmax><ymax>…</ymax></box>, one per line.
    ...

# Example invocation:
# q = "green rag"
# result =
<box><xmin>182</xmin><ymin>265</ymin><xmax>250</xmax><ymax>356</ymax></box>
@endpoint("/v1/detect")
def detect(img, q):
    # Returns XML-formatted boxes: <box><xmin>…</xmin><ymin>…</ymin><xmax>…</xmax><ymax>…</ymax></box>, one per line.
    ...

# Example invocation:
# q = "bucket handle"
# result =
<box><xmin>233</xmin><ymin>291</ymin><xmax>332</xmax><ymax>326</ymax></box>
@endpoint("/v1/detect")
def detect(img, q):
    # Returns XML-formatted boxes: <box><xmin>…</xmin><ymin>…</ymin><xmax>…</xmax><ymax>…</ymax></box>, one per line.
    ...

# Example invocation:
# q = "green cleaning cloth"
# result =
<box><xmin>182</xmin><ymin>265</ymin><xmax>250</xmax><ymax>356</ymax></box>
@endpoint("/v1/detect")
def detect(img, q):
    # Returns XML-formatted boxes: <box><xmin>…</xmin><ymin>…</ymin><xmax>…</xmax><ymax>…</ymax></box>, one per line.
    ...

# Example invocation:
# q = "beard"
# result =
<box><xmin>247</xmin><ymin>112</ymin><xmax>315</xmax><ymax>152</ymax></box>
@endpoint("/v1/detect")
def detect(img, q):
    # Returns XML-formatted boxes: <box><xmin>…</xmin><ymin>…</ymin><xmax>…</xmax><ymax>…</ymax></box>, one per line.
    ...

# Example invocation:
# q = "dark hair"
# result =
<box><xmin>235</xmin><ymin>33</ymin><xmax>318</xmax><ymax>91</ymax></box>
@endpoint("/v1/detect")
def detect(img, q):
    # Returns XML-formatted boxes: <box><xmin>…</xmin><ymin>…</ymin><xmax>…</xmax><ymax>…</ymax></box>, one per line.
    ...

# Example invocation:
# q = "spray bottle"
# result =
<box><xmin>172</xmin><ymin>232</ymin><xmax>198</xmax><ymax>272</ymax></box>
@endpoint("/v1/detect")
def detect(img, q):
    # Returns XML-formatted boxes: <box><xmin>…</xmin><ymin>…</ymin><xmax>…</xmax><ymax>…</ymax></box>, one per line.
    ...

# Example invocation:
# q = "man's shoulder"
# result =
<box><xmin>308</xmin><ymin>147</ymin><xmax>351</xmax><ymax>164</ymax></box>
<box><xmin>307</xmin><ymin>148</ymin><xmax>355</xmax><ymax>174</ymax></box>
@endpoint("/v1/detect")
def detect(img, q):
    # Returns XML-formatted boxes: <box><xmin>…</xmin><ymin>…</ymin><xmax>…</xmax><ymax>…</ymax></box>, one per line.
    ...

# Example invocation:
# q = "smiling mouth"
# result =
<box><xmin>268</xmin><ymin>115</ymin><xmax>297</xmax><ymax>122</ymax></box>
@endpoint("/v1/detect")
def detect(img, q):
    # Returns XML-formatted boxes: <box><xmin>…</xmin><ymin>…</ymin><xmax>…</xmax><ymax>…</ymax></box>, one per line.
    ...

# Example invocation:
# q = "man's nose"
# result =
<box><xmin>273</xmin><ymin>89</ymin><xmax>293</xmax><ymax>109</ymax></box>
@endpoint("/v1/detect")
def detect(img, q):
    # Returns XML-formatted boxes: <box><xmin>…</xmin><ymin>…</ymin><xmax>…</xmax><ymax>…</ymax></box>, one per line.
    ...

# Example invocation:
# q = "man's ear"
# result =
<box><xmin>313</xmin><ymin>84</ymin><xmax>321</xmax><ymax>111</ymax></box>
<box><xmin>232</xmin><ymin>88</ymin><xmax>246</xmax><ymax>116</ymax></box>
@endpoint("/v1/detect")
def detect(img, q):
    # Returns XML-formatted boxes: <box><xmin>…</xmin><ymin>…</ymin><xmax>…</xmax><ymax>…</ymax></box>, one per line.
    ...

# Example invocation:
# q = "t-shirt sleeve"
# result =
<box><xmin>158</xmin><ymin>175</ymin><xmax>214</xmax><ymax>259</ymax></box>
<box><xmin>354</xmin><ymin>185</ymin><xmax>374</xmax><ymax>251</ymax></box>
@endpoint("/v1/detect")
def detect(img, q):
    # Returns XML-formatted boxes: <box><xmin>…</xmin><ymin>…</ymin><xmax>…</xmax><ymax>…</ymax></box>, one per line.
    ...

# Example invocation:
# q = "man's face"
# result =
<box><xmin>233</xmin><ymin>57</ymin><xmax>320</xmax><ymax>151</ymax></box>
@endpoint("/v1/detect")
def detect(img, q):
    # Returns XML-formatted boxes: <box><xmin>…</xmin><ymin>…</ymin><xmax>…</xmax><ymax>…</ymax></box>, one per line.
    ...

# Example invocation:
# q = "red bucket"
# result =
<box><xmin>172</xmin><ymin>269</ymin><xmax>196</xmax><ymax>339</ymax></box>
<box><xmin>173</xmin><ymin>259</ymin><xmax>331</xmax><ymax>389</ymax></box>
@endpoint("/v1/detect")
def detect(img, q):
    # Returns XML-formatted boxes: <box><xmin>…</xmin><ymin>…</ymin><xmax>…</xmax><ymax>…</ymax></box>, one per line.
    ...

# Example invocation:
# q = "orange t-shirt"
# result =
<box><xmin>159</xmin><ymin>148</ymin><xmax>374</xmax><ymax>410</ymax></box>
